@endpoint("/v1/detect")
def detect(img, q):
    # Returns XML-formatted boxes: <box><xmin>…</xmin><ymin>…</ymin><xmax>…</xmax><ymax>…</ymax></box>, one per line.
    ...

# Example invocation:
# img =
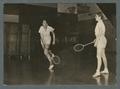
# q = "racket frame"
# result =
<box><xmin>48</xmin><ymin>50</ymin><xmax>61</xmax><ymax>64</ymax></box>
<box><xmin>73</xmin><ymin>41</ymin><xmax>94</xmax><ymax>52</ymax></box>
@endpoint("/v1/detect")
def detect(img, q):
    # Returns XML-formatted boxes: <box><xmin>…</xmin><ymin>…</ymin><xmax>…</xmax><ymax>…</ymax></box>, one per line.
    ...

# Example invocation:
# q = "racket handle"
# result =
<box><xmin>84</xmin><ymin>41</ymin><xmax>94</xmax><ymax>46</ymax></box>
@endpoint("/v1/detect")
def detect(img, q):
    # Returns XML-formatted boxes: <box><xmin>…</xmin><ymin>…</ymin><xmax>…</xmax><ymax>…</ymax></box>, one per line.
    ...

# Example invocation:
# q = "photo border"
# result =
<box><xmin>0</xmin><ymin>0</ymin><xmax>119</xmax><ymax>89</ymax></box>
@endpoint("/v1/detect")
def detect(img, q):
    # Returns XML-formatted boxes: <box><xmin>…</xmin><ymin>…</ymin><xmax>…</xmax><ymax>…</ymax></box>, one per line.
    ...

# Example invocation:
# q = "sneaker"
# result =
<box><xmin>48</xmin><ymin>64</ymin><xmax>54</xmax><ymax>70</ymax></box>
<box><xmin>92</xmin><ymin>72</ymin><xmax>100</xmax><ymax>78</ymax></box>
<box><xmin>100</xmin><ymin>70</ymin><xmax>109</xmax><ymax>74</ymax></box>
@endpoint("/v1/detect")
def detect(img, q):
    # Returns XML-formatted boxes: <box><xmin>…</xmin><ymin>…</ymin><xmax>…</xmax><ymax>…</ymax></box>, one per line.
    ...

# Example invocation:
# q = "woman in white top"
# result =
<box><xmin>93</xmin><ymin>13</ymin><xmax>109</xmax><ymax>78</ymax></box>
<box><xmin>38</xmin><ymin>20</ymin><xmax>55</xmax><ymax>70</ymax></box>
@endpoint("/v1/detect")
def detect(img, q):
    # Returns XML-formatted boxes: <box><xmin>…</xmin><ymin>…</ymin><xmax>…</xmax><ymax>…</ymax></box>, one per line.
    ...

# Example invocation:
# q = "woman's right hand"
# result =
<box><xmin>94</xmin><ymin>39</ymin><xmax>97</xmax><ymax>47</ymax></box>
<box><xmin>93</xmin><ymin>39</ymin><xmax>96</xmax><ymax>43</ymax></box>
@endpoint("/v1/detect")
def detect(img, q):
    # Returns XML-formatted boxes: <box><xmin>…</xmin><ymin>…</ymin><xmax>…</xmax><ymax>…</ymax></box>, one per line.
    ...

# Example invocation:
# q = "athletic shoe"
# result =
<box><xmin>92</xmin><ymin>72</ymin><xmax>100</xmax><ymax>78</ymax></box>
<box><xmin>100</xmin><ymin>70</ymin><xmax>109</xmax><ymax>74</ymax></box>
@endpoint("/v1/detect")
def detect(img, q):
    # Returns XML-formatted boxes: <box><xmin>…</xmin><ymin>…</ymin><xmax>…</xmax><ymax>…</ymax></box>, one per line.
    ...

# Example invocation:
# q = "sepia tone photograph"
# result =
<box><xmin>3</xmin><ymin>3</ymin><xmax>116</xmax><ymax>85</ymax></box>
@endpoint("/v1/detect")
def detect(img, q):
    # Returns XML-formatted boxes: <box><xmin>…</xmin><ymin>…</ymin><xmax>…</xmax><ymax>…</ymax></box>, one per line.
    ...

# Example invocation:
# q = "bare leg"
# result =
<box><xmin>93</xmin><ymin>48</ymin><xmax>102</xmax><ymax>77</ymax></box>
<box><xmin>96</xmin><ymin>51</ymin><xmax>102</xmax><ymax>73</ymax></box>
<box><xmin>41</xmin><ymin>40</ymin><xmax>45</xmax><ymax>49</ymax></box>
<box><xmin>44</xmin><ymin>49</ymin><xmax>52</xmax><ymax>64</ymax></box>
<box><xmin>44</xmin><ymin>44</ymin><xmax>54</xmax><ymax>70</ymax></box>
<box><xmin>48</xmin><ymin>50</ymin><xmax>55</xmax><ymax>58</ymax></box>
<box><xmin>101</xmin><ymin>49</ymin><xmax>109</xmax><ymax>73</ymax></box>
<box><xmin>41</xmin><ymin>41</ymin><xmax>51</xmax><ymax>63</ymax></box>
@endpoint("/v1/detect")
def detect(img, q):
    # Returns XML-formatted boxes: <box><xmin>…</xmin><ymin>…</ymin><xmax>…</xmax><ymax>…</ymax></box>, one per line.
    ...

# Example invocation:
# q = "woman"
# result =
<box><xmin>93</xmin><ymin>13</ymin><xmax>109</xmax><ymax>78</ymax></box>
<box><xmin>38</xmin><ymin>20</ymin><xmax>55</xmax><ymax>70</ymax></box>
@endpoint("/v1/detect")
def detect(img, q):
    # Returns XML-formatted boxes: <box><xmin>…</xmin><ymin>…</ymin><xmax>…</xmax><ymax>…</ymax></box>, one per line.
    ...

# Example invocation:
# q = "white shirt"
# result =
<box><xmin>94</xmin><ymin>20</ymin><xmax>107</xmax><ymax>48</ymax></box>
<box><xmin>95</xmin><ymin>20</ymin><xmax>105</xmax><ymax>37</ymax></box>
<box><xmin>38</xmin><ymin>26</ymin><xmax>54</xmax><ymax>44</ymax></box>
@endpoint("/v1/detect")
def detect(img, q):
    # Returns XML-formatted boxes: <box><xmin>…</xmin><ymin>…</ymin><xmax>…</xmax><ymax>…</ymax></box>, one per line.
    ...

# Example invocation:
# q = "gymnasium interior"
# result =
<box><xmin>4</xmin><ymin>3</ymin><xmax>116</xmax><ymax>85</ymax></box>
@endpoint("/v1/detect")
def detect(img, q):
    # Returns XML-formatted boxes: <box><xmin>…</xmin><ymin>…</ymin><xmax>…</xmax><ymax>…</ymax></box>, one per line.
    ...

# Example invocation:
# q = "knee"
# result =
<box><xmin>44</xmin><ymin>49</ymin><xmax>48</xmax><ymax>56</ymax></box>
<box><xmin>97</xmin><ymin>50</ymin><xmax>102</xmax><ymax>58</ymax></box>
<box><xmin>45</xmin><ymin>44</ymin><xmax>49</xmax><ymax>49</ymax></box>
<box><xmin>97</xmin><ymin>54</ymin><xmax>101</xmax><ymax>59</ymax></box>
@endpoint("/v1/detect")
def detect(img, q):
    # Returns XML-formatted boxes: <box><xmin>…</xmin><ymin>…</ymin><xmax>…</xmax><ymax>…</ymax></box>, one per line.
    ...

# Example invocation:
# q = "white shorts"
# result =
<box><xmin>95</xmin><ymin>36</ymin><xmax>107</xmax><ymax>49</ymax></box>
<box><xmin>41</xmin><ymin>40</ymin><xmax>51</xmax><ymax>49</ymax></box>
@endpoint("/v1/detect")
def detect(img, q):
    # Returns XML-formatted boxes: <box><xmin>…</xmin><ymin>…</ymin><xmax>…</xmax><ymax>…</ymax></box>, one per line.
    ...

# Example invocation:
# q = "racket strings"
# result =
<box><xmin>53</xmin><ymin>55</ymin><xmax>61</xmax><ymax>64</ymax></box>
<box><xmin>48</xmin><ymin>50</ymin><xmax>61</xmax><ymax>64</ymax></box>
<box><xmin>73</xmin><ymin>41</ymin><xmax>94</xmax><ymax>52</ymax></box>
<box><xmin>76</xmin><ymin>45</ymin><xmax>83</xmax><ymax>50</ymax></box>
<box><xmin>73</xmin><ymin>44</ymin><xmax>84</xmax><ymax>52</ymax></box>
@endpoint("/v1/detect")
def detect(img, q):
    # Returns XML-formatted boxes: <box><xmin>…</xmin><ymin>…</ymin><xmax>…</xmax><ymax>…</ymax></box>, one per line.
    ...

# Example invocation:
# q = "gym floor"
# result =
<box><xmin>4</xmin><ymin>45</ymin><xmax>116</xmax><ymax>85</ymax></box>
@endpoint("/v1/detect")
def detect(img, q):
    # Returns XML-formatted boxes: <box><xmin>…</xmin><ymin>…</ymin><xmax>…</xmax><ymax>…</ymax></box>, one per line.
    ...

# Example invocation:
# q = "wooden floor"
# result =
<box><xmin>4</xmin><ymin>46</ymin><xmax>116</xmax><ymax>85</ymax></box>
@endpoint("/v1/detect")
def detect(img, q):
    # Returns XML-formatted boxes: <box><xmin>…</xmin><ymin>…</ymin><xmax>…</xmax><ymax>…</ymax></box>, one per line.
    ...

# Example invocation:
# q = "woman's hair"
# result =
<box><xmin>96</xmin><ymin>12</ymin><xmax>104</xmax><ymax>19</ymax></box>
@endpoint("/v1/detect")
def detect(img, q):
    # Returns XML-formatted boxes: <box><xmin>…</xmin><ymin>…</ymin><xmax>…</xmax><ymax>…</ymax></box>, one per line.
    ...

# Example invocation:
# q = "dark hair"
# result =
<box><xmin>43</xmin><ymin>19</ymin><xmax>47</xmax><ymax>22</ymax></box>
<box><xmin>96</xmin><ymin>12</ymin><xmax>104</xmax><ymax>19</ymax></box>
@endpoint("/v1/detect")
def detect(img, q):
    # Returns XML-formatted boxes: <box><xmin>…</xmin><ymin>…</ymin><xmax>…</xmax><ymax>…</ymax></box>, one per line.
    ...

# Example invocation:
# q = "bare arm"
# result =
<box><xmin>52</xmin><ymin>31</ymin><xmax>55</xmax><ymax>45</ymax></box>
<box><xmin>38</xmin><ymin>27</ymin><xmax>44</xmax><ymax>43</ymax></box>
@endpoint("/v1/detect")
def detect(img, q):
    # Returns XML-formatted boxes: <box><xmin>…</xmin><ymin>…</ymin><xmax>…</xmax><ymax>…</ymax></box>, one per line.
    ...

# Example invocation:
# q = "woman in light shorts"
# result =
<box><xmin>93</xmin><ymin>13</ymin><xmax>109</xmax><ymax>78</ymax></box>
<box><xmin>38</xmin><ymin>20</ymin><xmax>55</xmax><ymax>70</ymax></box>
